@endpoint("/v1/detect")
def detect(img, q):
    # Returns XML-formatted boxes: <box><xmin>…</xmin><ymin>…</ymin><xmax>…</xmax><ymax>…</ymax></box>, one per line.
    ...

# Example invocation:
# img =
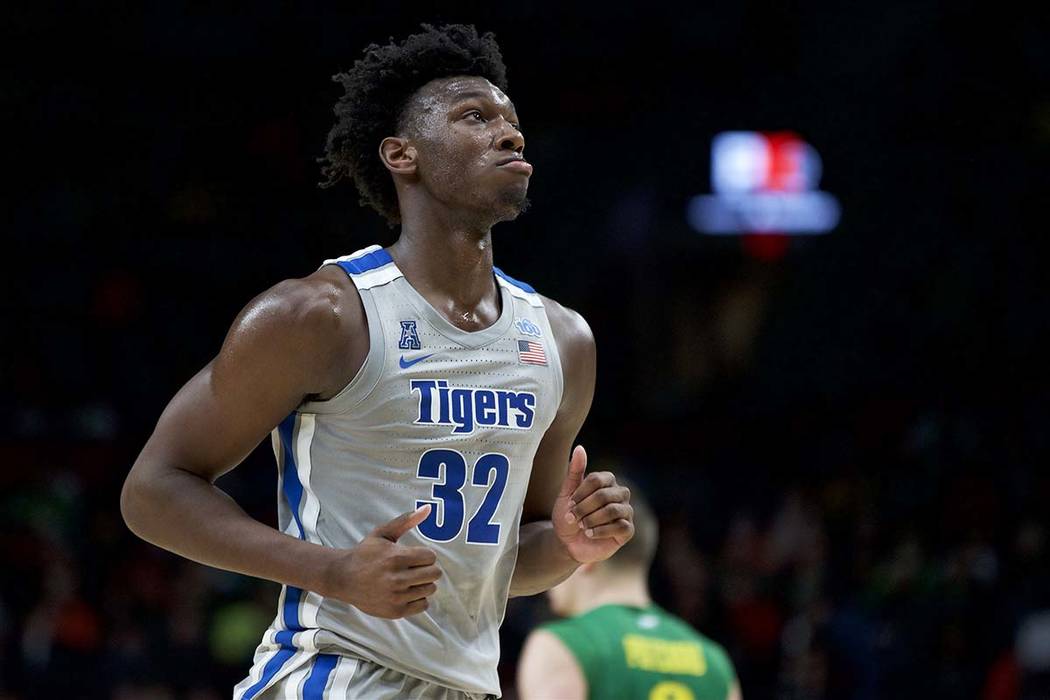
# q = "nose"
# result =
<box><xmin>497</xmin><ymin>119</ymin><xmax>524</xmax><ymax>153</ymax></box>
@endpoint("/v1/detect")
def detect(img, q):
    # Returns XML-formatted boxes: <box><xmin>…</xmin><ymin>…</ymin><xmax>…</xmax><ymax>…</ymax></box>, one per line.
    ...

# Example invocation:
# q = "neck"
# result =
<box><xmin>388</xmin><ymin>206</ymin><xmax>501</xmax><ymax>331</ymax></box>
<box><xmin>573</xmin><ymin>572</ymin><xmax>651</xmax><ymax>616</ymax></box>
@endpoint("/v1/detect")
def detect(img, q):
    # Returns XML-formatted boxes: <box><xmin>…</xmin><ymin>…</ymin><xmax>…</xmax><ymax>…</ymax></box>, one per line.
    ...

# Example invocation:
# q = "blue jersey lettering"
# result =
<box><xmin>411</xmin><ymin>380</ymin><xmax>537</xmax><ymax>434</ymax></box>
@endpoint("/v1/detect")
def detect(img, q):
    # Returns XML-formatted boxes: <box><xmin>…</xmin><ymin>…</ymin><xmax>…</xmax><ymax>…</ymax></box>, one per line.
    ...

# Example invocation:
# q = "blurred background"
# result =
<box><xmin>3</xmin><ymin>2</ymin><xmax>1049</xmax><ymax>698</ymax></box>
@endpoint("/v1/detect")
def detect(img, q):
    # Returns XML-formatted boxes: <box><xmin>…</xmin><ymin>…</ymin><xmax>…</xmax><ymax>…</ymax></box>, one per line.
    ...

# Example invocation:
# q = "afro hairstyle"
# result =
<box><xmin>319</xmin><ymin>23</ymin><xmax>509</xmax><ymax>226</ymax></box>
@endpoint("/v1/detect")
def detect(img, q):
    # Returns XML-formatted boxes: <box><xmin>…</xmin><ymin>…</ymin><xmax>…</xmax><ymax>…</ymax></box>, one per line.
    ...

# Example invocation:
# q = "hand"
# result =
<box><xmin>319</xmin><ymin>505</ymin><xmax>441</xmax><ymax>619</ymax></box>
<box><xmin>552</xmin><ymin>445</ymin><xmax>634</xmax><ymax>564</ymax></box>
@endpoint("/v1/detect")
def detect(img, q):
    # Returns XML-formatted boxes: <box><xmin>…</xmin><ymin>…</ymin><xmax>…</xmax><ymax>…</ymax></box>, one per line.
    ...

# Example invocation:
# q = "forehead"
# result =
<box><xmin>416</xmin><ymin>75</ymin><xmax>515</xmax><ymax>111</ymax></box>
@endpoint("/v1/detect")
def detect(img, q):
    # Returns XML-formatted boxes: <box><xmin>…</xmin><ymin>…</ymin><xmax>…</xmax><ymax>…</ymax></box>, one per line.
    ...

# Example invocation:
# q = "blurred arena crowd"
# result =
<box><xmin>4</xmin><ymin>233</ymin><xmax>1049</xmax><ymax>698</ymax></box>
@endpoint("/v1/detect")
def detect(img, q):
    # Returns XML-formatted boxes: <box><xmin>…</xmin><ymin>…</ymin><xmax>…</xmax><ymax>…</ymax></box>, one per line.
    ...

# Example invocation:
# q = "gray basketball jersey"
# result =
<box><xmin>241</xmin><ymin>245</ymin><xmax>564</xmax><ymax>698</ymax></box>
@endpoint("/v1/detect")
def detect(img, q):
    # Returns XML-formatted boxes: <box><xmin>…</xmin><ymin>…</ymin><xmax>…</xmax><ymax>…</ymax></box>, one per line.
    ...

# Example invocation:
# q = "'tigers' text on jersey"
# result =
<box><xmin>411</xmin><ymin>380</ymin><xmax>536</xmax><ymax>435</ymax></box>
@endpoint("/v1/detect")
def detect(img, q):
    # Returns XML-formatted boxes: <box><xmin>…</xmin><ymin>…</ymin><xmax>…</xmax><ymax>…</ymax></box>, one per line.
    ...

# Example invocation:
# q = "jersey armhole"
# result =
<box><xmin>530</xmin><ymin>303</ymin><xmax>565</xmax><ymax>413</ymax></box>
<box><xmin>547</xmin><ymin>323</ymin><xmax>566</xmax><ymax>412</ymax></box>
<box><xmin>542</xmin><ymin>621</ymin><xmax>601</xmax><ymax>689</ymax></box>
<box><xmin>298</xmin><ymin>283</ymin><xmax>386</xmax><ymax>415</ymax></box>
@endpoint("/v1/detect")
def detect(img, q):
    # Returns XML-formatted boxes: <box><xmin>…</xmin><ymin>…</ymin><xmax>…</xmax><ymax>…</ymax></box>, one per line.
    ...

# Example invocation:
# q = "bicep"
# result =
<box><xmin>132</xmin><ymin>277</ymin><xmax>359</xmax><ymax>484</ymax></box>
<box><xmin>517</xmin><ymin>630</ymin><xmax>587</xmax><ymax>700</ymax></box>
<box><xmin>136</xmin><ymin>357</ymin><xmax>305</xmax><ymax>484</ymax></box>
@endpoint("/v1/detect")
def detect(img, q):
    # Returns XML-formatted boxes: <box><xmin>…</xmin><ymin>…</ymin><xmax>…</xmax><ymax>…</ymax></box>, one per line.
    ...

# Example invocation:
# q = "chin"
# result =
<box><xmin>496</xmin><ymin>193</ymin><xmax>531</xmax><ymax>222</ymax></box>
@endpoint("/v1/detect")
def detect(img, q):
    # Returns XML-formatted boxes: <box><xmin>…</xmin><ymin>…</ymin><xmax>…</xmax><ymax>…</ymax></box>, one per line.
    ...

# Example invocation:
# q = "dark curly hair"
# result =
<box><xmin>319</xmin><ymin>24</ymin><xmax>509</xmax><ymax>226</ymax></box>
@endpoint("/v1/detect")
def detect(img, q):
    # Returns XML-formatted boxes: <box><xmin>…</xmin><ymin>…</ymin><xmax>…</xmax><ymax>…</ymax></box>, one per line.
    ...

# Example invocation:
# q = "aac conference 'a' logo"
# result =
<box><xmin>688</xmin><ymin>131</ymin><xmax>841</xmax><ymax>236</ymax></box>
<box><xmin>399</xmin><ymin>320</ymin><xmax>421</xmax><ymax>350</ymax></box>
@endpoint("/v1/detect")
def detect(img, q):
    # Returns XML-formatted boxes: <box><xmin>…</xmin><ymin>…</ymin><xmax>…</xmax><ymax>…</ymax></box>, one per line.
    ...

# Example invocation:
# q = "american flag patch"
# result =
<box><xmin>517</xmin><ymin>339</ymin><xmax>547</xmax><ymax>366</ymax></box>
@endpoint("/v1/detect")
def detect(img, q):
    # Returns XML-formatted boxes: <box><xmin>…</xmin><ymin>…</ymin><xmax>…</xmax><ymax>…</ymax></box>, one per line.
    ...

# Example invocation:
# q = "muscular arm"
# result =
<box><xmin>121</xmin><ymin>267</ymin><xmax>441</xmax><ymax>618</ymax></box>
<box><xmin>510</xmin><ymin>299</ymin><xmax>633</xmax><ymax>596</ymax></box>
<box><xmin>120</xmin><ymin>267</ymin><xmax>363</xmax><ymax>591</ymax></box>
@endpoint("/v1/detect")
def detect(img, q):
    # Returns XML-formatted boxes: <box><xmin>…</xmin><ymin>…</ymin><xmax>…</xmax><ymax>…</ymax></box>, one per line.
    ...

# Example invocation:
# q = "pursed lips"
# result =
<box><xmin>495</xmin><ymin>156</ymin><xmax>533</xmax><ymax>175</ymax></box>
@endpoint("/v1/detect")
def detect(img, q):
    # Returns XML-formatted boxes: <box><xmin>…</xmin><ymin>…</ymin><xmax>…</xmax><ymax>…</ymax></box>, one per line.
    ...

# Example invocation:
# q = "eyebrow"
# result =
<box><xmin>450</xmin><ymin>89</ymin><xmax>518</xmax><ymax>115</ymax></box>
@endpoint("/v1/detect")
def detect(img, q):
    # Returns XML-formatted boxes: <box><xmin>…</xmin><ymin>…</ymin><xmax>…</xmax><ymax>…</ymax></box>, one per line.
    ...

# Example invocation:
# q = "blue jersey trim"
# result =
<box><xmin>278</xmin><ymin>415</ymin><xmax>306</xmax><ymax>539</ymax></box>
<box><xmin>240</xmin><ymin>647</ymin><xmax>297</xmax><ymax>700</ymax></box>
<box><xmin>282</xmin><ymin>586</ymin><xmax>304</xmax><ymax>631</ymax></box>
<box><xmin>494</xmin><ymin>267</ymin><xmax>536</xmax><ymax>294</ymax></box>
<box><xmin>277</xmin><ymin>414</ymin><xmax>306</xmax><ymax>632</ymax></box>
<box><xmin>336</xmin><ymin>248</ymin><xmax>394</xmax><ymax>275</ymax></box>
<box><xmin>274</xmin><ymin>629</ymin><xmax>297</xmax><ymax>650</ymax></box>
<box><xmin>303</xmin><ymin>654</ymin><xmax>339</xmax><ymax>698</ymax></box>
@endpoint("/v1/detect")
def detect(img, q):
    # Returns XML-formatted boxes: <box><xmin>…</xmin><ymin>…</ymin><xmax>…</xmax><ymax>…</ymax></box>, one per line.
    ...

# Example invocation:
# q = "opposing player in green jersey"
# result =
<box><xmin>518</xmin><ymin>484</ymin><xmax>741</xmax><ymax>700</ymax></box>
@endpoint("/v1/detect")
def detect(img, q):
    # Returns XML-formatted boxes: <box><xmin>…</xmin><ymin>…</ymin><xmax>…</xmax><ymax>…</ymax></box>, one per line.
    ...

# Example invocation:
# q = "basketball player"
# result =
<box><xmin>119</xmin><ymin>23</ymin><xmax>634</xmax><ymax>700</ymax></box>
<box><xmin>518</xmin><ymin>484</ymin><xmax>740</xmax><ymax>700</ymax></box>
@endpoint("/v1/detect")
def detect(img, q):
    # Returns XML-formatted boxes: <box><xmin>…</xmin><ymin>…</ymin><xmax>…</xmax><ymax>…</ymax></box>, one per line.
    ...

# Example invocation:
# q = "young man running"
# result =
<box><xmin>121</xmin><ymin>23</ymin><xmax>633</xmax><ymax>700</ymax></box>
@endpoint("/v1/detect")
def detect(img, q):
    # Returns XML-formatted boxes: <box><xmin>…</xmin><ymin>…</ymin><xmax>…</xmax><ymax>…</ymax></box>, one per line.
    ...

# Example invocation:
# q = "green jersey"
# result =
<box><xmin>541</xmin><ymin>604</ymin><xmax>737</xmax><ymax>700</ymax></box>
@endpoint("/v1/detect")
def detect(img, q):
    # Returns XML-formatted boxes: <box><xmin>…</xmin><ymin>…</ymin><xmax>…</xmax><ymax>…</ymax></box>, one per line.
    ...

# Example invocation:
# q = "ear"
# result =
<box><xmin>379</xmin><ymin>136</ymin><xmax>417</xmax><ymax>176</ymax></box>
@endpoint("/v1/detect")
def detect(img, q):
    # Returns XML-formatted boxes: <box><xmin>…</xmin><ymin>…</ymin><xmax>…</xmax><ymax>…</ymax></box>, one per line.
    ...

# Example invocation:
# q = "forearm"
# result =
<box><xmin>121</xmin><ymin>462</ymin><xmax>337</xmax><ymax>594</ymax></box>
<box><xmin>510</xmin><ymin>520</ymin><xmax>580</xmax><ymax>597</ymax></box>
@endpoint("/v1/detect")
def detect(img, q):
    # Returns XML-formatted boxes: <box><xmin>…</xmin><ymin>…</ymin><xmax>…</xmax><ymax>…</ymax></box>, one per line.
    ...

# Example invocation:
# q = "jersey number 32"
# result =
<box><xmin>415</xmin><ymin>449</ymin><xmax>508</xmax><ymax>546</ymax></box>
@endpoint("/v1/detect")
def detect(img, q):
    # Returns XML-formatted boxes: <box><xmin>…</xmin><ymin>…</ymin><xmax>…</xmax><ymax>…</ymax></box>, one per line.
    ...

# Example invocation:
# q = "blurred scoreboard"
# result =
<box><xmin>688</xmin><ymin>131</ymin><xmax>841</xmax><ymax>237</ymax></box>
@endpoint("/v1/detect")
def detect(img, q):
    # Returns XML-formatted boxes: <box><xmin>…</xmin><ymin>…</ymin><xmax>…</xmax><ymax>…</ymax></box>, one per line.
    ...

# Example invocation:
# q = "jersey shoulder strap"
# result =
<box><xmin>494</xmin><ymin>266</ymin><xmax>545</xmax><ymax>308</ymax></box>
<box><xmin>299</xmin><ymin>245</ymin><xmax>395</xmax><ymax>415</ymax></box>
<box><xmin>323</xmin><ymin>244</ymin><xmax>402</xmax><ymax>291</ymax></box>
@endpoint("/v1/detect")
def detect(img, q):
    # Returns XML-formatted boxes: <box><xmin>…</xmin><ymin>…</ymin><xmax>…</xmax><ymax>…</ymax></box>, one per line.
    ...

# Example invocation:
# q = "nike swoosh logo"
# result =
<box><xmin>399</xmin><ymin>353</ymin><xmax>435</xmax><ymax>369</ymax></box>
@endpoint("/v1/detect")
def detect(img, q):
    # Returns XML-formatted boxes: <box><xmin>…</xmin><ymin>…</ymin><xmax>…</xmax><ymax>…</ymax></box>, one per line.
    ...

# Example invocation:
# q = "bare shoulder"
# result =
<box><xmin>233</xmin><ymin>265</ymin><xmax>360</xmax><ymax>334</ymax></box>
<box><xmin>518</xmin><ymin>628</ymin><xmax>587</xmax><ymax>700</ymax></box>
<box><xmin>218</xmin><ymin>264</ymin><xmax>367</xmax><ymax>399</ymax></box>
<box><xmin>539</xmin><ymin>294</ymin><xmax>595</xmax><ymax>362</ymax></box>
<box><xmin>520</xmin><ymin>627</ymin><xmax>575</xmax><ymax>662</ymax></box>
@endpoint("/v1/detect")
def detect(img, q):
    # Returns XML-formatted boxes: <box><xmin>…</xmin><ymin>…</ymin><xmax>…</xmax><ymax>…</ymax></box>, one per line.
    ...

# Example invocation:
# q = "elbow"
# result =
<box><xmin>120</xmin><ymin>465</ymin><xmax>155</xmax><ymax>539</ymax></box>
<box><xmin>120</xmin><ymin>470</ymin><xmax>143</xmax><ymax>536</ymax></box>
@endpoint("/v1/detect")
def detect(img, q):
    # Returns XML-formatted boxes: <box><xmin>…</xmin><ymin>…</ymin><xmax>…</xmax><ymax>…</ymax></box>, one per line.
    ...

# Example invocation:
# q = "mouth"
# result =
<box><xmin>495</xmin><ymin>156</ymin><xmax>533</xmax><ymax>176</ymax></box>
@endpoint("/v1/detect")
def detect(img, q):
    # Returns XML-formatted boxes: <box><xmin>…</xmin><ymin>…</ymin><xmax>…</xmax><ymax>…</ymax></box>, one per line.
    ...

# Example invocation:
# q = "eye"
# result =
<box><xmin>467</xmin><ymin>110</ymin><xmax>485</xmax><ymax>122</ymax></box>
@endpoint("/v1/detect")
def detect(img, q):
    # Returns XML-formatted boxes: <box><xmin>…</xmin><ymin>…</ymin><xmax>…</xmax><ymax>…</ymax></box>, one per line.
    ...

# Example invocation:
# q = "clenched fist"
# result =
<box><xmin>318</xmin><ymin>505</ymin><xmax>441</xmax><ymax>619</ymax></box>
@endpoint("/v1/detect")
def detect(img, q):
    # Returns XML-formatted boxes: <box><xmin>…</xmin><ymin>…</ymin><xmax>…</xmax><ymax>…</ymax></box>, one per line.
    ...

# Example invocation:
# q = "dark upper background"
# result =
<box><xmin>3</xmin><ymin>2</ymin><xmax>1049</xmax><ymax>699</ymax></box>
